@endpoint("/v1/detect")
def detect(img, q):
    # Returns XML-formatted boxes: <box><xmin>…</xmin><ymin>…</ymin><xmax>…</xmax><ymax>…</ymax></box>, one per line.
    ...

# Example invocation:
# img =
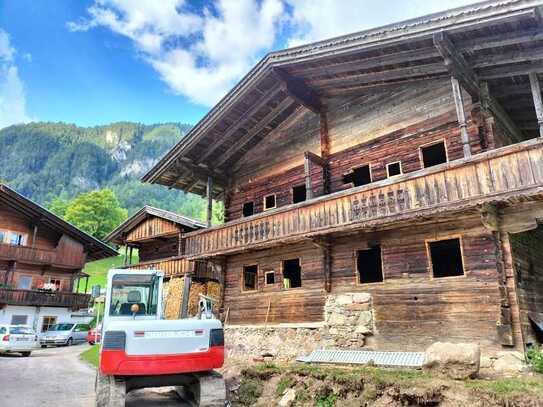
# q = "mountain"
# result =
<box><xmin>0</xmin><ymin>121</ymin><xmax>197</xmax><ymax>215</ymax></box>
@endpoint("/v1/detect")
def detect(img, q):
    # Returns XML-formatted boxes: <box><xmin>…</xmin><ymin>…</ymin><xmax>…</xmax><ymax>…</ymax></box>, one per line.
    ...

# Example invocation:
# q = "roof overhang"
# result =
<box><xmin>143</xmin><ymin>0</ymin><xmax>543</xmax><ymax>197</ymax></box>
<box><xmin>105</xmin><ymin>205</ymin><xmax>206</xmax><ymax>245</ymax></box>
<box><xmin>0</xmin><ymin>184</ymin><xmax>117</xmax><ymax>261</ymax></box>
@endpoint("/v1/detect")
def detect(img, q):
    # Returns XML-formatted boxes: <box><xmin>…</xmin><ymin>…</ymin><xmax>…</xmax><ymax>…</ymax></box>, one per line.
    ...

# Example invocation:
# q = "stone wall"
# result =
<box><xmin>225</xmin><ymin>292</ymin><xmax>374</xmax><ymax>360</ymax></box>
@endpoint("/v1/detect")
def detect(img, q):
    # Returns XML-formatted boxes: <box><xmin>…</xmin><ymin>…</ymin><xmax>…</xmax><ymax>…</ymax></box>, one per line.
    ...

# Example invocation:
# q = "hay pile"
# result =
<box><xmin>164</xmin><ymin>277</ymin><xmax>184</xmax><ymax>319</ymax></box>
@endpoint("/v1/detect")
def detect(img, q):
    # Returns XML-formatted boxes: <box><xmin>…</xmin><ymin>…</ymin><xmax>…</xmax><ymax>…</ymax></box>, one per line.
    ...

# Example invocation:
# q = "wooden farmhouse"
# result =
<box><xmin>142</xmin><ymin>0</ymin><xmax>543</xmax><ymax>358</ymax></box>
<box><xmin>105</xmin><ymin>206</ymin><xmax>221</xmax><ymax>319</ymax></box>
<box><xmin>0</xmin><ymin>184</ymin><xmax>116</xmax><ymax>332</ymax></box>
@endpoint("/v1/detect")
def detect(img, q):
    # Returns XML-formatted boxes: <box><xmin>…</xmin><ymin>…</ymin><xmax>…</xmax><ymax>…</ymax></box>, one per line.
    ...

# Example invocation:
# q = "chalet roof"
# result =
<box><xmin>0</xmin><ymin>184</ymin><xmax>117</xmax><ymax>261</ymax></box>
<box><xmin>143</xmin><ymin>0</ymin><xmax>543</xmax><ymax>197</ymax></box>
<box><xmin>105</xmin><ymin>205</ymin><xmax>206</xmax><ymax>245</ymax></box>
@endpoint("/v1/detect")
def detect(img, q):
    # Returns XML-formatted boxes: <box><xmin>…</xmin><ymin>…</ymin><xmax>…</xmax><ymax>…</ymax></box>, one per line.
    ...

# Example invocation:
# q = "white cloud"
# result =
<box><xmin>285</xmin><ymin>0</ymin><xmax>479</xmax><ymax>47</ymax></box>
<box><xmin>69</xmin><ymin>0</ymin><xmax>478</xmax><ymax>106</ymax></box>
<box><xmin>0</xmin><ymin>29</ymin><xmax>31</xmax><ymax>129</ymax></box>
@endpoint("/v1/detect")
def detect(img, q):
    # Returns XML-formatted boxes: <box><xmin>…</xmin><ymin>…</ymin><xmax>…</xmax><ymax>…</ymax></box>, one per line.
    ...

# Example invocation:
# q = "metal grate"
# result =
<box><xmin>297</xmin><ymin>349</ymin><xmax>425</xmax><ymax>368</ymax></box>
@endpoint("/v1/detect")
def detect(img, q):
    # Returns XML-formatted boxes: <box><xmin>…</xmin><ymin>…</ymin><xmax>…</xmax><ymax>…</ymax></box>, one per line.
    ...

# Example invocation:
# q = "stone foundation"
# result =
<box><xmin>225</xmin><ymin>292</ymin><xmax>374</xmax><ymax>361</ymax></box>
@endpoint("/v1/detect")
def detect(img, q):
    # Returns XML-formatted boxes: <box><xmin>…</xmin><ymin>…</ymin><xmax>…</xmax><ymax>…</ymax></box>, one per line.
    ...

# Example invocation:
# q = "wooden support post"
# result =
<box><xmin>180</xmin><ymin>274</ymin><xmax>192</xmax><ymax>318</ymax></box>
<box><xmin>529</xmin><ymin>72</ymin><xmax>543</xmax><ymax>137</ymax></box>
<box><xmin>320</xmin><ymin>111</ymin><xmax>331</xmax><ymax>194</ymax></box>
<box><xmin>451</xmin><ymin>77</ymin><xmax>472</xmax><ymax>158</ymax></box>
<box><xmin>84</xmin><ymin>276</ymin><xmax>89</xmax><ymax>294</ymax></box>
<box><xmin>304</xmin><ymin>153</ymin><xmax>313</xmax><ymax>200</ymax></box>
<box><xmin>76</xmin><ymin>276</ymin><xmax>80</xmax><ymax>293</ymax></box>
<box><xmin>31</xmin><ymin>224</ymin><xmax>38</xmax><ymax>248</ymax></box>
<box><xmin>129</xmin><ymin>246</ymin><xmax>133</xmax><ymax>265</ymax></box>
<box><xmin>123</xmin><ymin>244</ymin><xmax>128</xmax><ymax>266</ymax></box>
<box><xmin>206</xmin><ymin>176</ymin><xmax>213</xmax><ymax>227</ymax></box>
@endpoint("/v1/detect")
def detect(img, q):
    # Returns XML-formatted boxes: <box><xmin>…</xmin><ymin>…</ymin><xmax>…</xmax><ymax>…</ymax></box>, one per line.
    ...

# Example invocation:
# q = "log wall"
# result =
<box><xmin>223</xmin><ymin>218</ymin><xmax>508</xmax><ymax>351</ymax></box>
<box><xmin>226</xmin><ymin>79</ymin><xmax>484</xmax><ymax>222</ymax></box>
<box><xmin>509</xmin><ymin>228</ymin><xmax>543</xmax><ymax>346</ymax></box>
<box><xmin>138</xmin><ymin>237</ymin><xmax>179</xmax><ymax>263</ymax></box>
<box><xmin>126</xmin><ymin>217</ymin><xmax>179</xmax><ymax>242</ymax></box>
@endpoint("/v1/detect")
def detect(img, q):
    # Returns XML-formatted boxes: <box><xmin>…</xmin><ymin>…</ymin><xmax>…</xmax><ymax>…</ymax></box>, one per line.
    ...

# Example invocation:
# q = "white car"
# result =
<box><xmin>0</xmin><ymin>325</ymin><xmax>38</xmax><ymax>357</ymax></box>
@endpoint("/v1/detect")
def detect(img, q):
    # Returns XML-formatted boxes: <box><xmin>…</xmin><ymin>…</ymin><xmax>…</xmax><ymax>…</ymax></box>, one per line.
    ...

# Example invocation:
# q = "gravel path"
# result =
<box><xmin>0</xmin><ymin>344</ymin><xmax>187</xmax><ymax>407</ymax></box>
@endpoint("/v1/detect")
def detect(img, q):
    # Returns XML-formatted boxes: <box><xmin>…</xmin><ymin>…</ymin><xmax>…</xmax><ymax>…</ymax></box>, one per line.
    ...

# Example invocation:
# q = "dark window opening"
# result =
<box><xmin>292</xmin><ymin>184</ymin><xmax>307</xmax><ymax>204</ymax></box>
<box><xmin>428</xmin><ymin>238</ymin><xmax>464</xmax><ymax>278</ymax></box>
<box><xmin>242</xmin><ymin>202</ymin><xmax>254</xmax><ymax>217</ymax></box>
<box><xmin>283</xmin><ymin>258</ymin><xmax>302</xmax><ymax>288</ymax></box>
<box><xmin>265</xmin><ymin>271</ymin><xmax>275</xmax><ymax>285</ymax></box>
<box><xmin>357</xmin><ymin>246</ymin><xmax>383</xmax><ymax>284</ymax></box>
<box><xmin>264</xmin><ymin>194</ymin><xmax>276</xmax><ymax>210</ymax></box>
<box><xmin>387</xmin><ymin>162</ymin><xmax>402</xmax><ymax>177</ymax></box>
<box><xmin>421</xmin><ymin>142</ymin><xmax>447</xmax><ymax>168</ymax></box>
<box><xmin>243</xmin><ymin>265</ymin><xmax>258</xmax><ymax>291</ymax></box>
<box><xmin>343</xmin><ymin>165</ymin><xmax>371</xmax><ymax>187</ymax></box>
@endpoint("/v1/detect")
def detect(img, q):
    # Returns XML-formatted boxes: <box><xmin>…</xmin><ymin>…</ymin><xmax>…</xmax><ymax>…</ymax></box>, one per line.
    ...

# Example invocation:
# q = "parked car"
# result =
<box><xmin>39</xmin><ymin>323</ymin><xmax>90</xmax><ymax>347</ymax></box>
<box><xmin>0</xmin><ymin>325</ymin><xmax>38</xmax><ymax>356</ymax></box>
<box><xmin>86</xmin><ymin>324</ymin><xmax>101</xmax><ymax>345</ymax></box>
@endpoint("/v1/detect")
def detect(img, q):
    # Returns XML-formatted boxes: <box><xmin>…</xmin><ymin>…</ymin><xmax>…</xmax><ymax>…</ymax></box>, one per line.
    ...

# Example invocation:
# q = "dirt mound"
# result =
<box><xmin>226</xmin><ymin>363</ymin><xmax>543</xmax><ymax>406</ymax></box>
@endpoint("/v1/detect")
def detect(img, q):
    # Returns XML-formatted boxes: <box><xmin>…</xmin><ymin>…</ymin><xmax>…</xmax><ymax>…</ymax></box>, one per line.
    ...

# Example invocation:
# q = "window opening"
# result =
<box><xmin>428</xmin><ymin>238</ymin><xmax>464</xmax><ymax>278</ymax></box>
<box><xmin>264</xmin><ymin>194</ymin><xmax>276</xmax><ymax>211</ymax></box>
<box><xmin>343</xmin><ymin>165</ymin><xmax>372</xmax><ymax>187</ymax></box>
<box><xmin>265</xmin><ymin>271</ymin><xmax>275</xmax><ymax>285</ymax></box>
<box><xmin>242</xmin><ymin>202</ymin><xmax>254</xmax><ymax>217</ymax></box>
<box><xmin>386</xmin><ymin>162</ymin><xmax>402</xmax><ymax>177</ymax></box>
<box><xmin>243</xmin><ymin>265</ymin><xmax>258</xmax><ymax>291</ymax></box>
<box><xmin>421</xmin><ymin>142</ymin><xmax>447</xmax><ymax>168</ymax></box>
<box><xmin>357</xmin><ymin>246</ymin><xmax>383</xmax><ymax>284</ymax></box>
<box><xmin>282</xmin><ymin>258</ymin><xmax>302</xmax><ymax>289</ymax></box>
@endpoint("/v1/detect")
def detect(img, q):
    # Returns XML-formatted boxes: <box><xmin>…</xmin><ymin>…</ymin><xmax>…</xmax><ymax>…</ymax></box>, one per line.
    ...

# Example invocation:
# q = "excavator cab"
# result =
<box><xmin>95</xmin><ymin>269</ymin><xmax>225</xmax><ymax>407</ymax></box>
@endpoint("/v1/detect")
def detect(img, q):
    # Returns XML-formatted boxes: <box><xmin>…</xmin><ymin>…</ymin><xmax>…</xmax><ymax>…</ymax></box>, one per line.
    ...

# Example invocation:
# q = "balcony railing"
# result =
<box><xmin>121</xmin><ymin>257</ymin><xmax>194</xmax><ymax>278</ymax></box>
<box><xmin>120</xmin><ymin>257</ymin><xmax>219</xmax><ymax>280</ymax></box>
<box><xmin>185</xmin><ymin>138</ymin><xmax>543</xmax><ymax>258</ymax></box>
<box><xmin>0</xmin><ymin>243</ymin><xmax>85</xmax><ymax>269</ymax></box>
<box><xmin>0</xmin><ymin>288</ymin><xmax>91</xmax><ymax>309</ymax></box>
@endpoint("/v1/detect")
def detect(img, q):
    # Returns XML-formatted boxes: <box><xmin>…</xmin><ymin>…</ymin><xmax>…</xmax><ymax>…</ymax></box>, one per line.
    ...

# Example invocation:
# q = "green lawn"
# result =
<box><xmin>79</xmin><ymin>252</ymin><xmax>139</xmax><ymax>293</ymax></box>
<box><xmin>80</xmin><ymin>345</ymin><xmax>99</xmax><ymax>368</ymax></box>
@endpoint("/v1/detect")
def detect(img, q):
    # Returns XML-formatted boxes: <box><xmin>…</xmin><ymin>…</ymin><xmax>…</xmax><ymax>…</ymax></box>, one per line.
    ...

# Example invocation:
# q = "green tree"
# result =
<box><xmin>48</xmin><ymin>197</ymin><xmax>69</xmax><ymax>218</ymax></box>
<box><xmin>64</xmin><ymin>189</ymin><xmax>128</xmax><ymax>240</ymax></box>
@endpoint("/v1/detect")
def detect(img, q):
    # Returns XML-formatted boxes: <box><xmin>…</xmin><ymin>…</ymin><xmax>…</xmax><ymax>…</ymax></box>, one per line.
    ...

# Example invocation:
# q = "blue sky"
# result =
<box><xmin>0</xmin><ymin>0</ymin><xmax>478</xmax><ymax>129</ymax></box>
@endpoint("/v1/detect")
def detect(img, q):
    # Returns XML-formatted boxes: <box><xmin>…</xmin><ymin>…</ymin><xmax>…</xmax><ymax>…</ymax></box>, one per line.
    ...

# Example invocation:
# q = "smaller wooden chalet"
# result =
<box><xmin>106</xmin><ymin>206</ymin><xmax>221</xmax><ymax>319</ymax></box>
<box><xmin>0</xmin><ymin>184</ymin><xmax>117</xmax><ymax>332</ymax></box>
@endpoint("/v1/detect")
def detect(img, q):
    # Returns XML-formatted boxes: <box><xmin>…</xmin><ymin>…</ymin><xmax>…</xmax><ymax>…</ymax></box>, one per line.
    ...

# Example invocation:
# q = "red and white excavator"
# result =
<box><xmin>95</xmin><ymin>269</ymin><xmax>225</xmax><ymax>406</ymax></box>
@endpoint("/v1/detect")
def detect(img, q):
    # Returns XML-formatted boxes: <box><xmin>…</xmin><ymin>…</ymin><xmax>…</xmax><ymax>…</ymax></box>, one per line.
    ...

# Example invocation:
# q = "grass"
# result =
<box><xmin>236</xmin><ymin>362</ymin><xmax>543</xmax><ymax>406</ymax></box>
<box><xmin>80</xmin><ymin>345</ymin><xmax>99</xmax><ymax>368</ymax></box>
<box><xmin>79</xmin><ymin>252</ymin><xmax>139</xmax><ymax>293</ymax></box>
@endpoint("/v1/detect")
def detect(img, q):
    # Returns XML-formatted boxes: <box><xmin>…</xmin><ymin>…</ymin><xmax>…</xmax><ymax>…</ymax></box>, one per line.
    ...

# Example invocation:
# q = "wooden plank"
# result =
<box><xmin>529</xmin><ymin>72</ymin><xmax>543</xmax><ymax>137</ymax></box>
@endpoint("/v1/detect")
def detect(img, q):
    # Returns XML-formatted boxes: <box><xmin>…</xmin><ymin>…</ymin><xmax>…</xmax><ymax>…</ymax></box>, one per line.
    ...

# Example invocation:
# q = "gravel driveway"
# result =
<box><xmin>0</xmin><ymin>344</ymin><xmax>187</xmax><ymax>407</ymax></box>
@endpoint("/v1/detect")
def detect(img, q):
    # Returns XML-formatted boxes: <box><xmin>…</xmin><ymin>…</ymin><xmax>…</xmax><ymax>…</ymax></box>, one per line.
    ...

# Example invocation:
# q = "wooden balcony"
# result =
<box><xmin>185</xmin><ymin>138</ymin><xmax>543</xmax><ymax>259</ymax></box>
<box><xmin>0</xmin><ymin>288</ymin><xmax>91</xmax><ymax>309</ymax></box>
<box><xmin>0</xmin><ymin>243</ymin><xmax>86</xmax><ymax>269</ymax></box>
<box><xmin>121</xmin><ymin>257</ymin><xmax>194</xmax><ymax>278</ymax></box>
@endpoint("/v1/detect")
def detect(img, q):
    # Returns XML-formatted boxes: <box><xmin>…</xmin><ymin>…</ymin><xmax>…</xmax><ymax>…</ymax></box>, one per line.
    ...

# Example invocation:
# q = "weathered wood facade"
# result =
<box><xmin>0</xmin><ymin>184</ymin><xmax>116</xmax><ymax>311</ymax></box>
<box><xmin>143</xmin><ymin>1</ymin><xmax>543</xmax><ymax>354</ymax></box>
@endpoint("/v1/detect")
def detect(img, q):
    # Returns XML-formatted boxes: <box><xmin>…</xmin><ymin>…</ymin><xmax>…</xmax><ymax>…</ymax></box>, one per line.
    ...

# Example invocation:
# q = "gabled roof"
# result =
<box><xmin>143</xmin><ymin>0</ymin><xmax>543</xmax><ymax>197</ymax></box>
<box><xmin>0</xmin><ymin>184</ymin><xmax>117</xmax><ymax>261</ymax></box>
<box><xmin>105</xmin><ymin>205</ymin><xmax>206</xmax><ymax>245</ymax></box>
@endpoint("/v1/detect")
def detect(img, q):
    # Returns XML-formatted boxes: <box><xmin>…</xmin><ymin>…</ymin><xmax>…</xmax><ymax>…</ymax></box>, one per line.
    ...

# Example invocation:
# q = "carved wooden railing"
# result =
<box><xmin>0</xmin><ymin>288</ymin><xmax>91</xmax><ymax>309</ymax></box>
<box><xmin>0</xmin><ymin>243</ymin><xmax>86</xmax><ymax>269</ymax></box>
<box><xmin>185</xmin><ymin>138</ymin><xmax>543</xmax><ymax>259</ymax></box>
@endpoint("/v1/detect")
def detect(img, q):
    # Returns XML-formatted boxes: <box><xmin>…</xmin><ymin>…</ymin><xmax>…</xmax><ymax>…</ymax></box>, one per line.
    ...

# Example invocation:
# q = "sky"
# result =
<box><xmin>0</xmin><ymin>0</ymin><xmax>479</xmax><ymax>129</ymax></box>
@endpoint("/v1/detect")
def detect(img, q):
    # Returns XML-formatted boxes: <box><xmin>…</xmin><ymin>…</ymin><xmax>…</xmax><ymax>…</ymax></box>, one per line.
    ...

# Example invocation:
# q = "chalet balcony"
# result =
<box><xmin>185</xmin><ymin>138</ymin><xmax>543</xmax><ymax>259</ymax></box>
<box><xmin>120</xmin><ymin>256</ymin><xmax>219</xmax><ymax>280</ymax></box>
<box><xmin>121</xmin><ymin>256</ymin><xmax>194</xmax><ymax>278</ymax></box>
<box><xmin>0</xmin><ymin>288</ymin><xmax>91</xmax><ymax>309</ymax></box>
<box><xmin>0</xmin><ymin>243</ymin><xmax>86</xmax><ymax>269</ymax></box>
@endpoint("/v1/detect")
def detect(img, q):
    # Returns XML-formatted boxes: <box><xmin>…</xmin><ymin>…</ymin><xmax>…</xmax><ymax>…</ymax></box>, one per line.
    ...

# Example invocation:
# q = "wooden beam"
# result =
<box><xmin>304</xmin><ymin>151</ymin><xmax>326</xmax><ymax>167</ymax></box>
<box><xmin>215</xmin><ymin>97</ymin><xmax>295</xmax><ymax>167</ymax></box>
<box><xmin>450</xmin><ymin>77</ymin><xmax>472</xmax><ymax>158</ymax></box>
<box><xmin>170</xmin><ymin>161</ymin><xmax>227</xmax><ymax>188</ymax></box>
<box><xmin>273</xmin><ymin>68</ymin><xmax>321</xmax><ymax>114</ymax></box>
<box><xmin>195</xmin><ymin>86</ymin><xmax>283</xmax><ymax>164</ymax></box>
<box><xmin>529</xmin><ymin>72</ymin><xmax>543</xmax><ymax>137</ymax></box>
<box><xmin>206</xmin><ymin>176</ymin><xmax>213</xmax><ymax>227</ymax></box>
<box><xmin>304</xmin><ymin>153</ymin><xmax>313</xmax><ymax>200</ymax></box>
<box><xmin>433</xmin><ymin>31</ymin><xmax>479</xmax><ymax>98</ymax></box>
<box><xmin>478</xmin><ymin>60</ymin><xmax>543</xmax><ymax>80</ymax></box>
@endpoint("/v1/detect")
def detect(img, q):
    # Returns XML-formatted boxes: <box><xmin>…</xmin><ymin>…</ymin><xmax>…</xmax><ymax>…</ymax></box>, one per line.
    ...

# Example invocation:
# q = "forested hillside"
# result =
<box><xmin>0</xmin><ymin>121</ymin><xmax>204</xmax><ymax>215</ymax></box>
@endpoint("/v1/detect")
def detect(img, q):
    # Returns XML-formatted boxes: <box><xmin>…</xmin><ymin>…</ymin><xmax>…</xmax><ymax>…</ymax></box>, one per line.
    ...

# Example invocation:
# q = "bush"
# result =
<box><xmin>527</xmin><ymin>346</ymin><xmax>543</xmax><ymax>373</ymax></box>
